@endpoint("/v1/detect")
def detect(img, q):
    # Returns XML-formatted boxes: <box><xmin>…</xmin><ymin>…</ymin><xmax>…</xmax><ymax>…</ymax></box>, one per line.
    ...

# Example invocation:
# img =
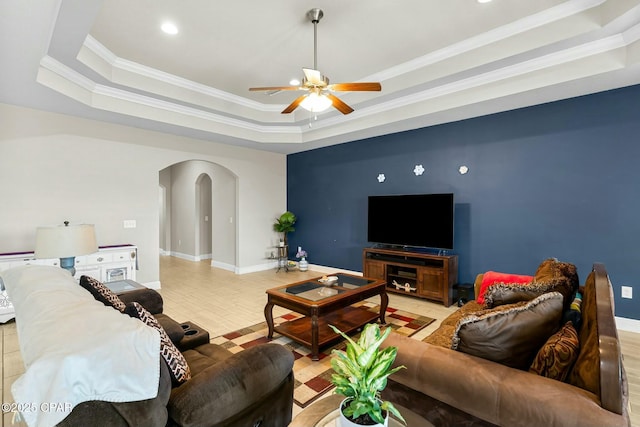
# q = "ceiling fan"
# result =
<box><xmin>249</xmin><ymin>8</ymin><xmax>381</xmax><ymax>115</ymax></box>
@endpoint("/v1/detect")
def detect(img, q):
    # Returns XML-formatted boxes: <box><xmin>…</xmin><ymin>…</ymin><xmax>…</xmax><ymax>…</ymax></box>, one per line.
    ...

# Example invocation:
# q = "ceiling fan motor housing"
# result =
<box><xmin>307</xmin><ymin>8</ymin><xmax>323</xmax><ymax>23</ymax></box>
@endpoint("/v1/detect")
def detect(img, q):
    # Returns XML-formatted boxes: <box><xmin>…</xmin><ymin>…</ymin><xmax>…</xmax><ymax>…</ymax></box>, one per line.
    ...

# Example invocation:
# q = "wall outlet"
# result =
<box><xmin>621</xmin><ymin>286</ymin><xmax>633</xmax><ymax>299</ymax></box>
<box><xmin>123</xmin><ymin>220</ymin><xmax>136</xmax><ymax>229</ymax></box>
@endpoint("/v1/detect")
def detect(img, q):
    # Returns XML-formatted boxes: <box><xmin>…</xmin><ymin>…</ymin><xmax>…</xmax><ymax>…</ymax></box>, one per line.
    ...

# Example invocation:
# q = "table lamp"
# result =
<box><xmin>35</xmin><ymin>221</ymin><xmax>98</xmax><ymax>276</ymax></box>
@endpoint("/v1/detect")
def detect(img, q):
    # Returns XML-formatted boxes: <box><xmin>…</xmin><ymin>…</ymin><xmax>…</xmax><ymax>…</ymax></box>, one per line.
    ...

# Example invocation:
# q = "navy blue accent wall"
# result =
<box><xmin>287</xmin><ymin>84</ymin><xmax>640</xmax><ymax>319</ymax></box>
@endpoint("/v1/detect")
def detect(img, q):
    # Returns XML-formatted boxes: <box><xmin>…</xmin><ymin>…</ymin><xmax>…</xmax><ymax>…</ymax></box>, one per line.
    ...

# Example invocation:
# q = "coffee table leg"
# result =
<box><xmin>264</xmin><ymin>301</ymin><xmax>275</xmax><ymax>339</ymax></box>
<box><xmin>379</xmin><ymin>291</ymin><xmax>388</xmax><ymax>324</ymax></box>
<box><xmin>311</xmin><ymin>314</ymin><xmax>319</xmax><ymax>361</ymax></box>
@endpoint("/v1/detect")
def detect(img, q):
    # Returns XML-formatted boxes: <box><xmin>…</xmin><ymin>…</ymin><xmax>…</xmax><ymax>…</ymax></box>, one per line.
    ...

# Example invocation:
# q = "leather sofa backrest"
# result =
<box><xmin>567</xmin><ymin>263</ymin><xmax>625</xmax><ymax>415</ymax></box>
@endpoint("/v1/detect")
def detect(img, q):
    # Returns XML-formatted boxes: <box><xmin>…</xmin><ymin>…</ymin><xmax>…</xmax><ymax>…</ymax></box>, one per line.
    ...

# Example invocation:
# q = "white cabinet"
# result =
<box><xmin>72</xmin><ymin>246</ymin><xmax>137</xmax><ymax>282</ymax></box>
<box><xmin>0</xmin><ymin>245</ymin><xmax>137</xmax><ymax>323</ymax></box>
<box><xmin>0</xmin><ymin>245</ymin><xmax>137</xmax><ymax>282</ymax></box>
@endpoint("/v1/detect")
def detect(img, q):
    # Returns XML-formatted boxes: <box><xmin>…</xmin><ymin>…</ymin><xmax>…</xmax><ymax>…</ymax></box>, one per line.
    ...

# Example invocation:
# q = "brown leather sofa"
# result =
<box><xmin>2</xmin><ymin>266</ymin><xmax>294</xmax><ymax>427</ymax></box>
<box><xmin>380</xmin><ymin>262</ymin><xmax>630</xmax><ymax>427</ymax></box>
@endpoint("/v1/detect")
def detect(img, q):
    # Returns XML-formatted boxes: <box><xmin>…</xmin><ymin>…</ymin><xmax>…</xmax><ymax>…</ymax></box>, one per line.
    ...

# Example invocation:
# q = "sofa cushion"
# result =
<box><xmin>169</xmin><ymin>344</ymin><xmax>294</xmax><ymax>427</ymax></box>
<box><xmin>529</xmin><ymin>321</ymin><xmax>579</xmax><ymax>381</ymax></box>
<box><xmin>476</xmin><ymin>271</ymin><xmax>533</xmax><ymax>304</ymax></box>
<box><xmin>423</xmin><ymin>323</ymin><xmax>457</xmax><ymax>348</ymax></box>
<box><xmin>483</xmin><ymin>279</ymin><xmax>569</xmax><ymax>308</ymax></box>
<box><xmin>452</xmin><ymin>292</ymin><xmax>564</xmax><ymax>370</ymax></box>
<box><xmin>126</xmin><ymin>302</ymin><xmax>191</xmax><ymax>386</ymax></box>
<box><xmin>79</xmin><ymin>275</ymin><xmax>126</xmax><ymax>312</ymax></box>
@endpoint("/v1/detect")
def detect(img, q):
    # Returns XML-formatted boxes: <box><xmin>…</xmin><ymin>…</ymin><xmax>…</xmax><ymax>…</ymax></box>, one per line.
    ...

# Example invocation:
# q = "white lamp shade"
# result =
<box><xmin>300</xmin><ymin>92</ymin><xmax>333</xmax><ymax>112</ymax></box>
<box><xmin>35</xmin><ymin>224</ymin><xmax>98</xmax><ymax>259</ymax></box>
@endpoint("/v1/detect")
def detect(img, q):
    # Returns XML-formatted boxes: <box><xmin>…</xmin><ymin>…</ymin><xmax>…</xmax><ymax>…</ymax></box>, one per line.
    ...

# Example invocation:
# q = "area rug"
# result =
<box><xmin>210</xmin><ymin>301</ymin><xmax>435</xmax><ymax>408</ymax></box>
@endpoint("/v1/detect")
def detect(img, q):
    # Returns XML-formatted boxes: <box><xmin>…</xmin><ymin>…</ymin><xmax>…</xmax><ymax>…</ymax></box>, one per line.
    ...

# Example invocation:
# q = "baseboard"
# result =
<box><xmin>170</xmin><ymin>251</ymin><xmax>198</xmax><ymax>262</ymax></box>
<box><xmin>615</xmin><ymin>316</ymin><xmax>640</xmax><ymax>333</ymax></box>
<box><xmin>196</xmin><ymin>253</ymin><xmax>212</xmax><ymax>261</ymax></box>
<box><xmin>236</xmin><ymin>261</ymin><xmax>281</xmax><ymax>275</ymax></box>
<box><xmin>164</xmin><ymin>257</ymin><xmax>358</xmax><ymax>277</ymax></box>
<box><xmin>211</xmin><ymin>260</ymin><xmax>236</xmax><ymax>273</ymax></box>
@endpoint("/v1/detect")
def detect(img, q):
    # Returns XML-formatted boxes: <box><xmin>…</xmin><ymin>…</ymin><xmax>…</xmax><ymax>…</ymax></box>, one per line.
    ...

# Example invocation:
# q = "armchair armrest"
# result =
<box><xmin>168</xmin><ymin>344</ymin><xmax>294</xmax><ymax>427</ymax></box>
<box><xmin>117</xmin><ymin>288</ymin><xmax>163</xmax><ymax>314</ymax></box>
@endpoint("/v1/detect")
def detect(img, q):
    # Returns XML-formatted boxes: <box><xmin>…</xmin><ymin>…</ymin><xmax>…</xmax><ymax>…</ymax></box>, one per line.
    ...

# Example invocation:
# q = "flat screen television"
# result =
<box><xmin>367</xmin><ymin>193</ymin><xmax>454</xmax><ymax>250</ymax></box>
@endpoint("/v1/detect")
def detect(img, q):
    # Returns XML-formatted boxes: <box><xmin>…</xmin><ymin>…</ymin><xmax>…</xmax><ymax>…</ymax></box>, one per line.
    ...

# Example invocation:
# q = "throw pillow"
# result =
<box><xmin>529</xmin><ymin>321</ymin><xmax>579</xmax><ymax>381</ymax></box>
<box><xmin>562</xmin><ymin>291</ymin><xmax>583</xmax><ymax>330</ymax></box>
<box><xmin>452</xmin><ymin>292</ymin><xmax>564</xmax><ymax>370</ymax></box>
<box><xmin>534</xmin><ymin>258</ymin><xmax>579</xmax><ymax>308</ymax></box>
<box><xmin>483</xmin><ymin>278</ymin><xmax>568</xmax><ymax>308</ymax></box>
<box><xmin>125</xmin><ymin>302</ymin><xmax>191</xmax><ymax>385</ymax></box>
<box><xmin>79</xmin><ymin>275</ymin><xmax>126</xmax><ymax>312</ymax></box>
<box><xmin>476</xmin><ymin>271</ymin><xmax>533</xmax><ymax>304</ymax></box>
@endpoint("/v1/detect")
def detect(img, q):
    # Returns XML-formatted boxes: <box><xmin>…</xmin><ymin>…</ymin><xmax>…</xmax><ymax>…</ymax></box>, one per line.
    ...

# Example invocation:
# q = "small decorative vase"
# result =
<box><xmin>298</xmin><ymin>257</ymin><xmax>308</xmax><ymax>272</ymax></box>
<box><xmin>338</xmin><ymin>399</ymin><xmax>388</xmax><ymax>427</ymax></box>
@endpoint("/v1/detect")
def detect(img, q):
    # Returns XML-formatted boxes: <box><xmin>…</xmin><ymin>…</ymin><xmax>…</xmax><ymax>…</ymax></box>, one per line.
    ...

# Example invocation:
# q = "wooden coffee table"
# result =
<box><xmin>264</xmin><ymin>273</ymin><xmax>388</xmax><ymax>360</ymax></box>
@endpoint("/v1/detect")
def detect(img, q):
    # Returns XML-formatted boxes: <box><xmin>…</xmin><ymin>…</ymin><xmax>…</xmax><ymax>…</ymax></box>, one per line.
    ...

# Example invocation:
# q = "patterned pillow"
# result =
<box><xmin>534</xmin><ymin>258</ymin><xmax>579</xmax><ymax>308</ymax></box>
<box><xmin>476</xmin><ymin>271</ymin><xmax>533</xmax><ymax>304</ymax></box>
<box><xmin>529</xmin><ymin>321</ymin><xmax>579</xmax><ymax>381</ymax></box>
<box><xmin>125</xmin><ymin>302</ymin><xmax>191</xmax><ymax>386</ymax></box>
<box><xmin>79</xmin><ymin>275</ymin><xmax>126</xmax><ymax>312</ymax></box>
<box><xmin>483</xmin><ymin>279</ymin><xmax>568</xmax><ymax>308</ymax></box>
<box><xmin>452</xmin><ymin>292</ymin><xmax>564</xmax><ymax>370</ymax></box>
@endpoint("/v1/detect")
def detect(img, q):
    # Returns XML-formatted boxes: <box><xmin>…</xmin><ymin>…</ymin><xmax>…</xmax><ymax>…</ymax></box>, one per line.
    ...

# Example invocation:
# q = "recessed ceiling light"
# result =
<box><xmin>289</xmin><ymin>79</ymin><xmax>300</xmax><ymax>86</ymax></box>
<box><xmin>477</xmin><ymin>0</ymin><xmax>492</xmax><ymax>3</ymax></box>
<box><xmin>161</xmin><ymin>22</ymin><xmax>178</xmax><ymax>35</ymax></box>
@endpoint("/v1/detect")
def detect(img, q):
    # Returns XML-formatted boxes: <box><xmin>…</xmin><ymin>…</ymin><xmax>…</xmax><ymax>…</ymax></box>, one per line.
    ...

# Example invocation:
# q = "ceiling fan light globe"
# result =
<box><xmin>300</xmin><ymin>93</ymin><xmax>332</xmax><ymax>112</ymax></box>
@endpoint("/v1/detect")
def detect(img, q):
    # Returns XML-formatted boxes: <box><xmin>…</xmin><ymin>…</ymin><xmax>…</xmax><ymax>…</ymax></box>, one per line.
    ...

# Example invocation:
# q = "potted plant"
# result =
<box><xmin>329</xmin><ymin>323</ymin><xmax>406</xmax><ymax>426</ymax></box>
<box><xmin>273</xmin><ymin>211</ymin><xmax>296</xmax><ymax>247</ymax></box>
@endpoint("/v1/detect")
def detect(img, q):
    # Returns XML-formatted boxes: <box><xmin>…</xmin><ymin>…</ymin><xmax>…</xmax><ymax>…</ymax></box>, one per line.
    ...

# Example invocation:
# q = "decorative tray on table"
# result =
<box><xmin>318</xmin><ymin>275</ymin><xmax>338</xmax><ymax>286</ymax></box>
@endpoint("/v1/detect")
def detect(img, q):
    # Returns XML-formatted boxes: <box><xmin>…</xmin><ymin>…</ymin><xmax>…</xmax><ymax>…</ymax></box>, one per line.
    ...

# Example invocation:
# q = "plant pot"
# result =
<box><xmin>338</xmin><ymin>398</ymin><xmax>388</xmax><ymax>427</ymax></box>
<box><xmin>298</xmin><ymin>257</ymin><xmax>308</xmax><ymax>271</ymax></box>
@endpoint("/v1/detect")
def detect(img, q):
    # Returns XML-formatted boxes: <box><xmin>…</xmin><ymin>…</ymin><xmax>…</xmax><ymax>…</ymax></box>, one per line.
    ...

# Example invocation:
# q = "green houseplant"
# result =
<box><xmin>273</xmin><ymin>211</ymin><xmax>296</xmax><ymax>246</ymax></box>
<box><xmin>329</xmin><ymin>323</ymin><xmax>406</xmax><ymax>426</ymax></box>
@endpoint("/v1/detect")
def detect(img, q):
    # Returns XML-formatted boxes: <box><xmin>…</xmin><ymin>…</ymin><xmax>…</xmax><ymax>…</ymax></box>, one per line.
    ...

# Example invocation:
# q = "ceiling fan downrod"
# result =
<box><xmin>306</xmin><ymin>8</ymin><xmax>323</xmax><ymax>71</ymax></box>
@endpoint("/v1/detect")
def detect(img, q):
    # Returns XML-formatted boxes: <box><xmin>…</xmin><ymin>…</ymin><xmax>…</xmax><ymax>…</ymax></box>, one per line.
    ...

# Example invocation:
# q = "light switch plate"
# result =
<box><xmin>621</xmin><ymin>286</ymin><xmax>633</xmax><ymax>299</ymax></box>
<box><xmin>123</xmin><ymin>220</ymin><xmax>136</xmax><ymax>229</ymax></box>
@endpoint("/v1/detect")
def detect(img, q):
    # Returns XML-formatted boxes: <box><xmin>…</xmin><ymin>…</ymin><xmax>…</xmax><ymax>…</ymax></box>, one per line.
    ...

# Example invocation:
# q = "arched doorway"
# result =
<box><xmin>158</xmin><ymin>160</ymin><xmax>237</xmax><ymax>270</ymax></box>
<box><xmin>195</xmin><ymin>173</ymin><xmax>212</xmax><ymax>261</ymax></box>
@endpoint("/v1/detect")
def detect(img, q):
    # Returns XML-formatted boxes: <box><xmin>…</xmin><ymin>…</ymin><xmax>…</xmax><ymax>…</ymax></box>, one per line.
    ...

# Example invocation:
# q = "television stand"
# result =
<box><xmin>362</xmin><ymin>247</ymin><xmax>458</xmax><ymax>307</ymax></box>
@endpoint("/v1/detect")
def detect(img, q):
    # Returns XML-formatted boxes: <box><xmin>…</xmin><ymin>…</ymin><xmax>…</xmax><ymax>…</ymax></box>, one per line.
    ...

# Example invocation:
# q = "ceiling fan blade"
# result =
<box><xmin>249</xmin><ymin>86</ymin><xmax>301</xmax><ymax>91</ymax></box>
<box><xmin>328</xmin><ymin>82</ymin><xmax>382</xmax><ymax>92</ymax></box>
<box><xmin>303</xmin><ymin>68</ymin><xmax>323</xmax><ymax>85</ymax></box>
<box><xmin>281</xmin><ymin>95</ymin><xmax>307</xmax><ymax>114</ymax></box>
<box><xmin>326</xmin><ymin>93</ymin><xmax>354</xmax><ymax>115</ymax></box>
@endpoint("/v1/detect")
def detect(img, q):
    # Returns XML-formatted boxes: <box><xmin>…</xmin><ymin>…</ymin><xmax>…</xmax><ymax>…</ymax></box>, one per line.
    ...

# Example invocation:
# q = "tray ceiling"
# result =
<box><xmin>2</xmin><ymin>0</ymin><xmax>640</xmax><ymax>154</ymax></box>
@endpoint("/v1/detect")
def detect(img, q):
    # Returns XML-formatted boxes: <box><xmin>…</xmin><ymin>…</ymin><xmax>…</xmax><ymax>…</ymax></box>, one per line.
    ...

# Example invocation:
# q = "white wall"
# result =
<box><xmin>0</xmin><ymin>103</ymin><xmax>286</xmax><ymax>284</ymax></box>
<box><xmin>166</xmin><ymin>160</ymin><xmax>236</xmax><ymax>266</ymax></box>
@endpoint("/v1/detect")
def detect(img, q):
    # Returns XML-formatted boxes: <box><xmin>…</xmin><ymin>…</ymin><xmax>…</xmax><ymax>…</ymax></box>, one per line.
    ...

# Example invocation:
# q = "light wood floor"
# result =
<box><xmin>1</xmin><ymin>256</ymin><xmax>638</xmax><ymax>426</ymax></box>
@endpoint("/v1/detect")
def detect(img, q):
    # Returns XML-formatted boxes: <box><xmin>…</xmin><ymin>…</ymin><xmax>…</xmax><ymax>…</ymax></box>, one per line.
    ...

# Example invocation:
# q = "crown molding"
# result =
<box><xmin>82</xmin><ymin>35</ymin><xmax>279</xmax><ymax>113</ymax></box>
<box><xmin>38</xmin><ymin>55</ymin><xmax>304</xmax><ymax>143</ymax></box>
<box><xmin>363</xmin><ymin>0</ymin><xmax>605</xmax><ymax>82</ymax></box>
